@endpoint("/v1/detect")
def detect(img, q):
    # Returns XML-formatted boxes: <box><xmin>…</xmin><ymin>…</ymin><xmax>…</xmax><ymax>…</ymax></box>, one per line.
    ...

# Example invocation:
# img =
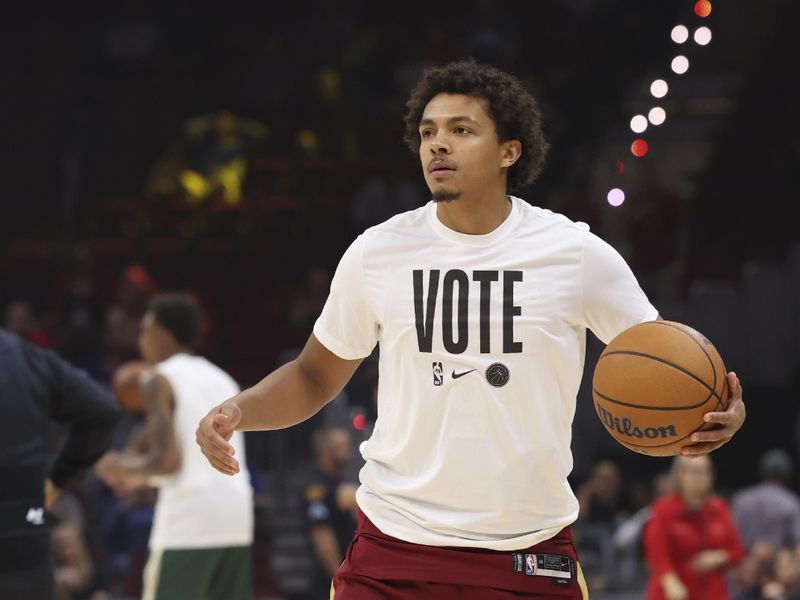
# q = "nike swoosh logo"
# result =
<box><xmin>451</xmin><ymin>369</ymin><xmax>476</xmax><ymax>379</ymax></box>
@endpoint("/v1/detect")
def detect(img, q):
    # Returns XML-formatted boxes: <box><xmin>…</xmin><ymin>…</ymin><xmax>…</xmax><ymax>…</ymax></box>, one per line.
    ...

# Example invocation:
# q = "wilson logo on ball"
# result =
<box><xmin>596</xmin><ymin>405</ymin><xmax>678</xmax><ymax>439</ymax></box>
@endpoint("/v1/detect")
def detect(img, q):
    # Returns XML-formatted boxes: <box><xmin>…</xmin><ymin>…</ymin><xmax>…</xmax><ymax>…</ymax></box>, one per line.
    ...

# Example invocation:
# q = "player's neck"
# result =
<box><xmin>435</xmin><ymin>190</ymin><xmax>512</xmax><ymax>235</ymax></box>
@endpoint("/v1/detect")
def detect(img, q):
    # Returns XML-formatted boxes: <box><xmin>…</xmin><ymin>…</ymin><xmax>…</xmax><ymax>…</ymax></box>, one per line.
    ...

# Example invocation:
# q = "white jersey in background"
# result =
<box><xmin>148</xmin><ymin>353</ymin><xmax>253</xmax><ymax>550</ymax></box>
<box><xmin>313</xmin><ymin>195</ymin><xmax>658</xmax><ymax>551</ymax></box>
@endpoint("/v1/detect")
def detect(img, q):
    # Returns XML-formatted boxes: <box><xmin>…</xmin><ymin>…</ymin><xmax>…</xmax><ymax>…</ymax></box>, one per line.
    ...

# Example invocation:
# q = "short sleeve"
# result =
<box><xmin>313</xmin><ymin>235</ymin><xmax>379</xmax><ymax>359</ymax></box>
<box><xmin>582</xmin><ymin>231</ymin><xmax>659</xmax><ymax>344</ymax></box>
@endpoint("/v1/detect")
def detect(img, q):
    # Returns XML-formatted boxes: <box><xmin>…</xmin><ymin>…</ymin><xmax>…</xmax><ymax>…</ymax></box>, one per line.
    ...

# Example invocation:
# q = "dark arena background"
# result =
<box><xmin>2</xmin><ymin>1</ymin><xmax>799</xmax><ymax>599</ymax></box>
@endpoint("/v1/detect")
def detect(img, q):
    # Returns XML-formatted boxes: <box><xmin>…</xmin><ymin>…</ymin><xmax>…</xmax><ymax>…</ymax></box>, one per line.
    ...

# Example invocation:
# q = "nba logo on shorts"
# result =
<box><xmin>432</xmin><ymin>362</ymin><xmax>443</xmax><ymax>386</ymax></box>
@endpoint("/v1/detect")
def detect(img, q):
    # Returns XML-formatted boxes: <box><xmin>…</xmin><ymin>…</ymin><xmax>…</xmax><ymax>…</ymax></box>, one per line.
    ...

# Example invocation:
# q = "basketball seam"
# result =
<box><xmin>597</xmin><ymin>350</ymin><xmax>721</xmax><ymax>406</ymax></box>
<box><xmin>646</xmin><ymin>321</ymin><xmax>719</xmax><ymax>396</ymax></box>
<box><xmin>592</xmin><ymin>386</ymin><xmax>710</xmax><ymax>411</ymax></box>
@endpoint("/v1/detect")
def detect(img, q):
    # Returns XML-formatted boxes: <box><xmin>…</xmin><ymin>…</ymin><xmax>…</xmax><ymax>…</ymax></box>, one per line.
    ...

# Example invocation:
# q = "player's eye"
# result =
<box><xmin>420</xmin><ymin>129</ymin><xmax>434</xmax><ymax>139</ymax></box>
<box><xmin>454</xmin><ymin>127</ymin><xmax>470</xmax><ymax>135</ymax></box>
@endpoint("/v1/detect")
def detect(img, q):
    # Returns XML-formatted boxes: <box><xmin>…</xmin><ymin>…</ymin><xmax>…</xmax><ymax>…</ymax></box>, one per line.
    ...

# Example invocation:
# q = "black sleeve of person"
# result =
<box><xmin>303</xmin><ymin>475</ymin><xmax>333</xmax><ymax>527</ymax></box>
<box><xmin>31</xmin><ymin>344</ymin><xmax>122</xmax><ymax>487</ymax></box>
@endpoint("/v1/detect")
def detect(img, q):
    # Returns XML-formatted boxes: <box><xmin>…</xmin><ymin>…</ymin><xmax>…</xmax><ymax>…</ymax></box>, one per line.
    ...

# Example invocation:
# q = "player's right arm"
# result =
<box><xmin>196</xmin><ymin>333</ymin><xmax>362</xmax><ymax>475</ymax></box>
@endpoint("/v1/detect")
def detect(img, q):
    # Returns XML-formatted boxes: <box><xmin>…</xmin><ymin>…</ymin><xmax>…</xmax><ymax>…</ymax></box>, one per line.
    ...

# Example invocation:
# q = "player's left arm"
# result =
<box><xmin>96</xmin><ymin>372</ymin><xmax>180</xmax><ymax>487</ymax></box>
<box><xmin>583</xmin><ymin>233</ymin><xmax>745</xmax><ymax>455</ymax></box>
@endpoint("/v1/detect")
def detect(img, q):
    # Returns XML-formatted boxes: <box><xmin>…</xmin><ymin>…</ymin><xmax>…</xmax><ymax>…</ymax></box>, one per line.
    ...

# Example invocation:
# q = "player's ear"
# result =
<box><xmin>500</xmin><ymin>140</ymin><xmax>522</xmax><ymax>169</ymax></box>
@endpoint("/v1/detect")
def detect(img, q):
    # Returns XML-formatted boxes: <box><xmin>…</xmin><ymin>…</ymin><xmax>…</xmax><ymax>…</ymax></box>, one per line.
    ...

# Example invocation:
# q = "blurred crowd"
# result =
<box><xmin>3</xmin><ymin>2</ymin><xmax>799</xmax><ymax>598</ymax></box>
<box><xmin>3</xmin><ymin>257</ymin><xmax>799</xmax><ymax>599</ymax></box>
<box><xmin>571</xmin><ymin>449</ymin><xmax>800</xmax><ymax>600</ymax></box>
<box><xmin>1</xmin><ymin>263</ymin><xmax>376</xmax><ymax>600</ymax></box>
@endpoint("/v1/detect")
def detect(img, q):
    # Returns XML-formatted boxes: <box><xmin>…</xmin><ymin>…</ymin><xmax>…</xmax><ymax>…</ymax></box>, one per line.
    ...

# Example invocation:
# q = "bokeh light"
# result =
<box><xmin>352</xmin><ymin>413</ymin><xmax>366</xmax><ymax>431</ymax></box>
<box><xmin>608</xmin><ymin>188</ymin><xmax>625</xmax><ymax>207</ymax></box>
<box><xmin>650</xmin><ymin>79</ymin><xmax>669</xmax><ymax>98</ymax></box>
<box><xmin>694</xmin><ymin>26</ymin><xmax>712</xmax><ymax>45</ymax></box>
<box><xmin>671</xmin><ymin>55</ymin><xmax>690</xmax><ymax>75</ymax></box>
<box><xmin>648</xmin><ymin>106</ymin><xmax>667</xmax><ymax>125</ymax></box>
<box><xmin>694</xmin><ymin>0</ymin><xmax>712</xmax><ymax>18</ymax></box>
<box><xmin>671</xmin><ymin>25</ymin><xmax>689</xmax><ymax>44</ymax></box>
<box><xmin>630</xmin><ymin>115</ymin><xmax>648</xmax><ymax>134</ymax></box>
<box><xmin>616</xmin><ymin>160</ymin><xmax>625</xmax><ymax>174</ymax></box>
<box><xmin>631</xmin><ymin>139</ymin><xmax>649</xmax><ymax>157</ymax></box>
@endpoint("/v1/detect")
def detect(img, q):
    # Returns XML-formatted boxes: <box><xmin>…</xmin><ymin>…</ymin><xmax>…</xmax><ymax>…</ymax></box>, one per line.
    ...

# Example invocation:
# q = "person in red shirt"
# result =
<box><xmin>644</xmin><ymin>455</ymin><xmax>745</xmax><ymax>600</ymax></box>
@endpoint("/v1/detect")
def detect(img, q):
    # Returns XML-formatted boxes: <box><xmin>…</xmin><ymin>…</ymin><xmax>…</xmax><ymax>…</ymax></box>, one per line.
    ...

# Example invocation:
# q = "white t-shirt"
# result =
<box><xmin>148</xmin><ymin>353</ymin><xmax>253</xmax><ymax>550</ymax></box>
<box><xmin>313</xmin><ymin>196</ymin><xmax>658</xmax><ymax>550</ymax></box>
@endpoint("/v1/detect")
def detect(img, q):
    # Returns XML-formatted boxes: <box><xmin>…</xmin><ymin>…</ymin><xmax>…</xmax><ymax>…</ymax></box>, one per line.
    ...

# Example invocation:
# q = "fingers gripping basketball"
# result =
<box><xmin>592</xmin><ymin>321</ymin><xmax>729</xmax><ymax>457</ymax></box>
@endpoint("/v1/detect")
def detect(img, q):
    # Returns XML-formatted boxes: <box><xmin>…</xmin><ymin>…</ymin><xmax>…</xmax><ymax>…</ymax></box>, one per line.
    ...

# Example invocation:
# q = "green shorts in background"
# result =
<box><xmin>143</xmin><ymin>545</ymin><xmax>252</xmax><ymax>600</ymax></box>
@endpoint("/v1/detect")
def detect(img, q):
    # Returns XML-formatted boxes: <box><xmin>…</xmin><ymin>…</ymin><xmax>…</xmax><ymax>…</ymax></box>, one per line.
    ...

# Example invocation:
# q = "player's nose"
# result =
<box><xmin>430</xmin><ymin>138</ymin><xmax>450</xmax><ymax>154</ymax></box>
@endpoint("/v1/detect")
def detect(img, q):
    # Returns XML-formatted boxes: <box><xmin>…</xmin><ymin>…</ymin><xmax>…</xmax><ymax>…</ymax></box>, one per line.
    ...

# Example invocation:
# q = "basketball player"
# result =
<box><xmin>96</xmin><ymin>293</ymin><xmax>253</xmax><ymax>600</ymax></box>
<box><xmin>196</xmin><ymin>61</ymin><xmax>745</xmax><ymax>598</ymax></box>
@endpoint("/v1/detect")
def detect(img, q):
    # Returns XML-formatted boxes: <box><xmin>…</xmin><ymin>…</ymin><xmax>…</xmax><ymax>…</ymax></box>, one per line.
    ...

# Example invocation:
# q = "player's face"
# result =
<box><xmin>418</xmin><ymin>93</ymin><xmax>518</xmax><ymax>202</ymax></box>
<box><xmin>138</xmin><ymin>312</ymin><xmax>167</xmax><ymax>363</ymax></box>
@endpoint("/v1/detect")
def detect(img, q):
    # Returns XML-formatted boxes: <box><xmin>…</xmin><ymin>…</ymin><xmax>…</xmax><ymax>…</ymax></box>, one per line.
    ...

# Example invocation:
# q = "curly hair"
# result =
<box><xmin>403</xmin><ymin>60</ymin><xmax>549</xmax><ymax>193</ymax></box>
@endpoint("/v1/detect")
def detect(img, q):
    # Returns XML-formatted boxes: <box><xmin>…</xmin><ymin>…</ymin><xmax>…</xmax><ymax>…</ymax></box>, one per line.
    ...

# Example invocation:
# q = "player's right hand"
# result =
<box><xmin>196</xmin><ymin>403</ymin><xmax>242</xmax><ymax>476</ymax></box>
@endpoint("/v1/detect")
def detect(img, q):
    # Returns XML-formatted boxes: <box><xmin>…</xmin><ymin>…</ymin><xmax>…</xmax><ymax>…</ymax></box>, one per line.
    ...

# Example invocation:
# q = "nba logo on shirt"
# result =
<box><xmin>432</xmin><ymin>362</ymin><xmax>443</xmax><ymax>386</ymax></box>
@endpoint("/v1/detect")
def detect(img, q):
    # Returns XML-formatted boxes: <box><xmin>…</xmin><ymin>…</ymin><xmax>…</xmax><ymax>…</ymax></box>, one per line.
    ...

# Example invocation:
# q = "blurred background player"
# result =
<box><xmin>302</xmin><ymin>426</ymin><xmax>357</xmax><ymax>600</ymax></box>
<box><xmin>96</xmin><ymin>293</ymin><xmax>253</xmax><ymax>600</ymax></box>
<box><xmin>644</xmin><ymin>455</ymin><xmax>744</xmax><ymax>600</ymax></box>
<box><xmin>0</xmin><ymin>328</ymin><xmax>121</xmax><ymax>600</ymax></box>
<box><xmin>196</xmin><ymin>61</ymin><xmax>744</xmax><ymax>599</ymax></box>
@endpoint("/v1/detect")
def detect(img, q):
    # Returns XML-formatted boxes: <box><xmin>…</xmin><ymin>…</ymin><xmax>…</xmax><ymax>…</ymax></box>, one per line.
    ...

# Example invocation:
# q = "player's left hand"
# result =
<box><xmin>681</xmin><ymin>372</ymin><xmax>744</xmax><ymax>456</ymax></box>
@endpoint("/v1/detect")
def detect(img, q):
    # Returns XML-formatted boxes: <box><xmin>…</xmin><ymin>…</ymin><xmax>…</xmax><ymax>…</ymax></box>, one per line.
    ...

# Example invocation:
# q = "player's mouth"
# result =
<box><xmin>429</xmin><ymin>160</ymin><xmax>457</xmax><ymax>178</ymax></box>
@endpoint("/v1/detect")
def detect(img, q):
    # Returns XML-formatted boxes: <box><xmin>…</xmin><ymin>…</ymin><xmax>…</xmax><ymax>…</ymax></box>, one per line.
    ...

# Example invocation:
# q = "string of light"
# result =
<box><xmin>607</xmin><ymin>1</ymin><xmax>713</xmax><ymax>207</ymax></box>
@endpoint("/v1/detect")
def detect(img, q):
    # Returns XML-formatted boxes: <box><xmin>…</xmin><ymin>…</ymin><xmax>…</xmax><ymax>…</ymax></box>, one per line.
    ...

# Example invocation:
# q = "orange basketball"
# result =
<box><xmin>592</xmin><ymin>321</ymin><xmax>729</xmax><ymax>457</ymax></box>
<box><xmin>112</xmin><ymin>361</ymin><xmax>149</xmax><ymax>411</ymax></box>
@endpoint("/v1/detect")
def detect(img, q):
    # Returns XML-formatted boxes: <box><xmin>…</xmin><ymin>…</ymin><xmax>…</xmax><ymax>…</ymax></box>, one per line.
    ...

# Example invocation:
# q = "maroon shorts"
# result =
<box><xmin>331</xmin><ymin>510</ymin><xmax>589</xmax><ymax>599</ymax></box>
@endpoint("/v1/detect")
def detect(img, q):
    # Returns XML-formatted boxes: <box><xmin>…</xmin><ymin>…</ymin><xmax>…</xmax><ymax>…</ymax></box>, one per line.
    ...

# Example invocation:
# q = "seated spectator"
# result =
<box><xmin>575</xmin><ymin>459</ymin><xmax>626</xmax><ymax>592</ymax></box>
<box><xmin>302</xmin><ymin>426</ymin><xmax>357</xmax><ymax>600</ymax></box>
<box><xmin>644</xmin><ymin>455</ymin><xmax>744</xmax><ymax>600</ymax></box>
<box><xmin>104</xmin><ymin>265</ymin><xmax>156</xmax><ymax>373</ymax></box>
<box><xmin>766</xmin><ymin>548</ymin><xmax>800</xmax><ymax>599</ymax></box>
<box><xmin>730</xmin><ymin>449</ymin><xmax>800</xmax><ymax>599</ymax></box>
<box><xmin>52</xmin><ymin>521</ymin><xmax>93</xmax><ymax>600</ymax></box>
<box><xmin>4</xmin><ymin>300</ymin><xmax>55</xmax><ymax>348</ymax></box>
<box><xmin>732</xmin><ymin>449</ymin><xmax>800</xmax><ymax>550</ymax></box>
<box><xmin>577</xmin><ymin>459</ymin><xmax>625</xmax><ymax>525</ymax></box>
